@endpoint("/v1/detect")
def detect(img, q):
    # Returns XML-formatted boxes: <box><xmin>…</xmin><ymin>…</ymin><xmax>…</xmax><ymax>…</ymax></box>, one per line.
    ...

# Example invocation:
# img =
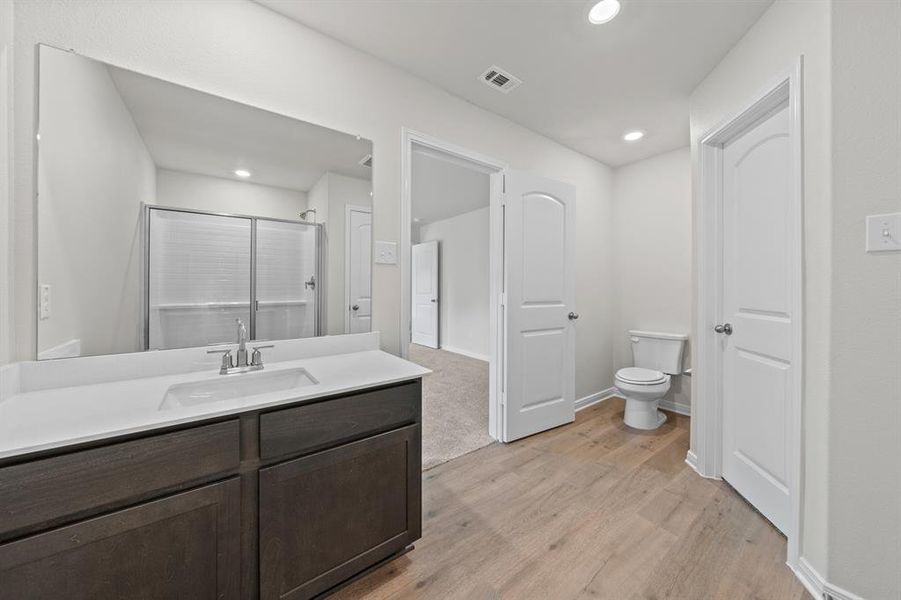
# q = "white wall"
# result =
<box><xmin>689</xmin><ymin>0</ymin><xmax>833</xmax><ymax>577</ymax></box>
<box><xmin>0</xmin><ymin>1</ymin><xmax>13</xmax><ymax>365</ymax></box>
<box><xmin>827</xmin><ymin>2</ymin><xmax>900</xmax><ymax>597</ymax></box>
<box><xmin>612</xmin><ymin>147</ymin><xmax>692</xmax><ymax>411</ymax></box>
<box><xmin>37</xmin><ymin>46</ymin><xmax>156</xmax><ymax>357</ymax></box>
<box><xmin>8</xmin><ymin>0</ymin><xmax>616</xmax><ymax>401</ymax></box>
<box><xmin>307</xmin><ymin>172</ymin><xmax>372</xmax><ymax>335</ymax></box>
<box><xmin>419</xmin><ymin>207</ymin><xmax>490</xmax><ymax>360</ymax></box>
<box><xmin>155</xmin><ymin>168</ymin><xmax>307</xmax><ymax>220</ymax></box>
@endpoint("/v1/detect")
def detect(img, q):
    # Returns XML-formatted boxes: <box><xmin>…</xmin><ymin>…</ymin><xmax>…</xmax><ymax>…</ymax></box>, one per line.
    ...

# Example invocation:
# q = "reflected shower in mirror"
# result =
<box><xmin>36</xmin><ymin>45</ymin><xmax>373</xmax><ymax>359</ymax></box>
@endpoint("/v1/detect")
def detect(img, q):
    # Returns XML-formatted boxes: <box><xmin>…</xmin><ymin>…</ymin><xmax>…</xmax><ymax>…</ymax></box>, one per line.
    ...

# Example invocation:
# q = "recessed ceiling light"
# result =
<box><xmin>234</xmin><ymin>169</ymin><xmax>251</xmax><ymax>178</ymax></box>
<box><xmin>588</xmin><ymin>0</ymin><xmax>621</xmax><ymax>24</ymax></box>
<box><xmin>623</xmin><ymin>130</ymin><xmax>644</xmax><ymax>142</ymax></box>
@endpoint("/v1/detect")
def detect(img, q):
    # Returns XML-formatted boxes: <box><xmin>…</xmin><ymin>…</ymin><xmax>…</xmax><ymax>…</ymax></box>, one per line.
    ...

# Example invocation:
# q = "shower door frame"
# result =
<box><xmin>142</xmin><ymin>204</ymin><xmax>322</xmax><ymax>350</ymax></box>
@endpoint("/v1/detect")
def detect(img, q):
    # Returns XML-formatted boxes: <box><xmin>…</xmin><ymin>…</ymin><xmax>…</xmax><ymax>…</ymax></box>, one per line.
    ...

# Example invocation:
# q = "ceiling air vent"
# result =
<box><xmin>479</xmin><ymin>65</ymin><xmax>522</xmax><ymax>94</ymax></box>
<box><xmin>359</xmin><ymin>154</ymin><xmax>373</xmax><ymax>168</ymax></box>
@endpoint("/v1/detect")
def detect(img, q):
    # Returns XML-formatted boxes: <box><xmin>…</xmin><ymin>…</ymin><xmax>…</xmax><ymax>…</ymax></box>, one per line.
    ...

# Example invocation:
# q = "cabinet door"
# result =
<box><xmin>0</xmin><ymin>478</ymin><xmax>241</xmax><ymax>600</ymax></box>
<box><xmin>259</xmin><ymin>425</ymin><xmax>421</xmax><ymax>600</ymax></box>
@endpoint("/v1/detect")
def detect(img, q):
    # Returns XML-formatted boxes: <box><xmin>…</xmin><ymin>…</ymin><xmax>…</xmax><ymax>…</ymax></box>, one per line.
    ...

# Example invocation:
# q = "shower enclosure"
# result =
<box><xmin>145</xmin><ymin>206</ymin><xmax>320</xmax><ymax>350</ymax></box>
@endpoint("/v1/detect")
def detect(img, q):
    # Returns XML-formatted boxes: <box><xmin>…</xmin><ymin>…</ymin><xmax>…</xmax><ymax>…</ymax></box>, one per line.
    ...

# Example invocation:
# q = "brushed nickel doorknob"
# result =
<box><xmin>568</xmin><ymin>312</ymin><xmax>579</xmax><ymax>320</ymax></box>
<box><xmin>714</xmin><ymin>323</ymin><xmax>733</xmax><ymax>335</ymax></box>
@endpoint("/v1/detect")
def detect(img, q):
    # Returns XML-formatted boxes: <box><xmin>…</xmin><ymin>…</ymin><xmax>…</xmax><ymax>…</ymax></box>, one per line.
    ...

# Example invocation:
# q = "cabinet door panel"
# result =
<box><xmin>0</xmin><ymin>479</ymin><xmax>240</xmax><ymax>600</ymax></box>
<box><xmin>260</xmin><ymin>425</ymin><xmax>421</xmax><ymax>600</ymax></box>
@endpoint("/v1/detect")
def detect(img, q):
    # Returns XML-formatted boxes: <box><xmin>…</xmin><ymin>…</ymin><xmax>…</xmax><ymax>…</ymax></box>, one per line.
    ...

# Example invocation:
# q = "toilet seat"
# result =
<box><xmin>615</xmin><ymin>367</ymin><xmax>667</xmax><ymax>385</ymax></box>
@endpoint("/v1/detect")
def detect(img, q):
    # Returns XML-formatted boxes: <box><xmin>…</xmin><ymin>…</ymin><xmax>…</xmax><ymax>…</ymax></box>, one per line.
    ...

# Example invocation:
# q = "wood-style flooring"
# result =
<box><xmin>333</xmin><ymin>398</ymin><xmax>808</xmax><ymax>600</ymax></box>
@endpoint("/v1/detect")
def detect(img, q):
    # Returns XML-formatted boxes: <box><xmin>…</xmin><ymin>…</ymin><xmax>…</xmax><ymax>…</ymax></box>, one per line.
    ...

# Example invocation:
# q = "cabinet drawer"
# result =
<box><xmin>259</xmin><ymin>380</ymin><xmax>420</xmax><ymax>460</ymax></box>
<box><xmin>0</xmin><ymin>478</ymin><xmax>241</xmax><ymax>600</ymax></box>
<box><xmin>0</xmin><ymin>420</ymin><xmax>240</xmax><ymax>540</ymax></box>
<box><xmin>259</xmin><ymin>424</ymin><xmax>421</xmax><ymax>600</ymax></box>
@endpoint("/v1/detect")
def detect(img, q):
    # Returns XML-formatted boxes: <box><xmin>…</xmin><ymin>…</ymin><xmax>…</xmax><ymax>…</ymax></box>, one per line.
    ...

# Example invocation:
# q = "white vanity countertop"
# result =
<box><xmin>0</xmin><ymin>338</ymin><xmax>429</xmax><ymax>461</ymax></box>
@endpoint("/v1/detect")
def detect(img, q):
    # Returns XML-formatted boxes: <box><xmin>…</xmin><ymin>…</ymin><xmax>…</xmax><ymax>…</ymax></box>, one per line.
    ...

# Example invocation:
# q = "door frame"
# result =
<box><xmin>345</xmin><ymin>204</ymin><xmax>372</xmax><ymax>334</ymax></box>
<box><xmin>693</xmin><ymin>59</ymin><xmax>803</xmax><ymax>568</ymax></box>
<box><xmin>400</xmin><ymin>128</ymin><xmax>506</xmax><ymax>440</ymax></box>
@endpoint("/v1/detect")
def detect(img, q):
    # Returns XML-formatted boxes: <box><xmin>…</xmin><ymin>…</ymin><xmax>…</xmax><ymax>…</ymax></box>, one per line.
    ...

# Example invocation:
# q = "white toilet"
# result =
<box><xmin>614</xmin><ymin>330</ymin><xmax>687</xmax><ymax>430</ymax></box>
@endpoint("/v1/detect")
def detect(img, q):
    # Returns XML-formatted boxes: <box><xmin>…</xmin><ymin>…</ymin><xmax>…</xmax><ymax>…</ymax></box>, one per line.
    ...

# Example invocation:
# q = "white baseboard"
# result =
<box><xmin>659</xmin><ymin>398</ymin><xmax>691</xmax><ymax>416</ymax></box>
<box><xmin>684</xmin><ymin>450</ymin><xmax>721</xmax><ymax>480</ymax></box>
<box><xmin>792</xmin><ymin>556</ymin><xmax>866</xmax><ymax>600</ymax></box>
<box><xmin>795</xmin><ymin>557</ymin><xmax>826</xmax><ymax>599</ymax></box>
<box><xmin>575</xmin><ymin>387</ymin><xmax>617</xmax><ymax>411</ymax></box>
<box><xmin>438</xmin><ymin>345</ymin><xmax>489</xmax><ymax>362</ymax></box>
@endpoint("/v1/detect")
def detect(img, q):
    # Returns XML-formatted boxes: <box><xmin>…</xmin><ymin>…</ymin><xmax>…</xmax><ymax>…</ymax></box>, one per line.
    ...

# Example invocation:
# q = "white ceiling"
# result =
<box><xmin>108</xmin><ymin>65</ymin><xmax>372</xmax><ymax>192</ymax></box>
<box><xmin>412</xmin><ymin>147</ymin><xmax>490</xmax><ymax>225</ymax></box>
<box><xmin>258</xmin><ymin>0</ymin><xmax>772</xmax><ymax>167</ymax></box>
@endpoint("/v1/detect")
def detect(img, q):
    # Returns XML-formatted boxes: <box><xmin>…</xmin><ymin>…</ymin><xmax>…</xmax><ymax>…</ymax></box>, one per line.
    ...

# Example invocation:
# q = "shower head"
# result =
<box><xmin>299</xmin><ymin>208</ymin><xmax>317</xmax><ymax>222</ymax></box>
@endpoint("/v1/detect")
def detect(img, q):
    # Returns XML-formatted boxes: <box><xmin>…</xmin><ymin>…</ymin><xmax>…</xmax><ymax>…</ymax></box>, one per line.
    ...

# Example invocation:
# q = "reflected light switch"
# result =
<box><xmin>374</xmin><ymin>241</ymin><xmax>398</xmax><ymax>264</ymax></box>
<box><xmin>39</xmin><ymin>284</ymin><xmax>51</xmax><ymax>320</ymax></box>
<box><xmin>866</xmin><ymin>213</ymin><xmax>901</xmax><ymax>252</ymax></box>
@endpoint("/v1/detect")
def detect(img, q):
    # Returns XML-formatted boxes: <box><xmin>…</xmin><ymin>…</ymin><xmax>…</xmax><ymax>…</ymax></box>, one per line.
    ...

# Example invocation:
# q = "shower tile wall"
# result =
<box><xmin>148</xmin><ymin>210</ymin><xmax>252</xmax><ymax>349</ymax></box>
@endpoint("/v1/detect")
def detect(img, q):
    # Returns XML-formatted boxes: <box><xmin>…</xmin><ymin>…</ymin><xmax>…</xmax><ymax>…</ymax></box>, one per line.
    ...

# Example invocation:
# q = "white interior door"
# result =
<box><xmin>721</xmin><ymin>103</ymin><xmax>793</xmax><ymax>533</ymax></box>
<box><xmin>411</xmin><ymin>240</ymin><xmax>439</xmax><ymax>348</ymax></box>
<box><xmin>346</xmin><ymin>206</ymin><xmax>371</xmax><ymax>334</ymax></box>
<box><xmin>502</xmin><ymin>170</ymin><xmax>576</xmax><ymax>442</ymax></box>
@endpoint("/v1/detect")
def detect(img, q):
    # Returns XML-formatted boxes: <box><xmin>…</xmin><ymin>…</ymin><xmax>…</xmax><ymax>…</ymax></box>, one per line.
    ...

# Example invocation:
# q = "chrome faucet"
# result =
<box><xmin>206</xmin><ymin>318</ymin><xmax>273</xmax><ymax>375</ymax></box>
<box><xmin>235</xmin><ymin>318</ymin><xmax>249</xmax><ymax>368</ymax></box>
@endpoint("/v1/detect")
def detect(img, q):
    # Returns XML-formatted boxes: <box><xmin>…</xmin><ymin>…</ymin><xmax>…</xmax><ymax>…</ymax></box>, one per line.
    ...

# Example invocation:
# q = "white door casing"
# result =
<box><xmin>346</xmin><ymin>206</ymin><xmax>371</xmax><ymax>334</ymax></box>
<box><xmin>720</xmin><ymin>102</ymin><xmax>793</xmax><ymax>534</ymax></box>
<box><xmin>501</xmin><ymin>170</ymin><xmax>576</xmax><ymax>442</ymax></box>
<box><xmin>411</xmin><ymin>240</ymin><xmax>439</xmax><ymax>348</ymax></box>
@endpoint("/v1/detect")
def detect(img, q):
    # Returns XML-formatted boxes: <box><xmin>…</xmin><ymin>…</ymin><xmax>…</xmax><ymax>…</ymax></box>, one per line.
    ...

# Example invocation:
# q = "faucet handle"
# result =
<box><xmin>207</xmin><ymin>348</ymin><xmax>234</xmax><ymax>374</ymax></box>
<box><xmin>251</xmin><ymin>345</ymin><xmax>274</xmax><ymax>367</ymax></box>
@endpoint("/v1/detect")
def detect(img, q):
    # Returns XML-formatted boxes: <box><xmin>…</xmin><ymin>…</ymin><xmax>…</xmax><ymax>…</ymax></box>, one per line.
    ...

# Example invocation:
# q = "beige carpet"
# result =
<box><xmin>409</xmin><ymin>344</ymin><xmax>495</xmax><ymax>470</ymax></box>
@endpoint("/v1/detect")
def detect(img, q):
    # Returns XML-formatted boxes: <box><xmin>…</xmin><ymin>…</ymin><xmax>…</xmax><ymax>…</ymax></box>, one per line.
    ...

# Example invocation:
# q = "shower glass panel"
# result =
<box><xmin>148</xmin><ymin>209</ymin><xmax>252</xmax><ymax>350</ymax></box>
<box><xmin>255</xmin><ymin>219</ymin><xmax>319</xmax><ymax>340</ymax></box>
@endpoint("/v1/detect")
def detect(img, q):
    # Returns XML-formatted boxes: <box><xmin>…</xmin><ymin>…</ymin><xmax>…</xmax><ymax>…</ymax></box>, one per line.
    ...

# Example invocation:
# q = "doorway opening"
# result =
<box><xmin>404</xmin><ymin>135</ymin><xmax>501</xmax><ymax>469</ymax></box>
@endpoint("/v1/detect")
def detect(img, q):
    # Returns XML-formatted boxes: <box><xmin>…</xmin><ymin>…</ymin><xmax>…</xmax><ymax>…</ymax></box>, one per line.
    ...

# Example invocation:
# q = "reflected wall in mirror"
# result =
<box><xmin>36</xmin><ymin>45</ymin><xmax>373</xmax><ymax>359</ymax></box>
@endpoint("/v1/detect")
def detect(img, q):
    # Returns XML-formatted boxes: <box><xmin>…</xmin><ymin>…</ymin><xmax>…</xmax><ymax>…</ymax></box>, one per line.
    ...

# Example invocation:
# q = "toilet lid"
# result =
<box><xmin>616</xmin><ymin>367</ymin><xmax>667</xmax><ymax>385</ymax></box>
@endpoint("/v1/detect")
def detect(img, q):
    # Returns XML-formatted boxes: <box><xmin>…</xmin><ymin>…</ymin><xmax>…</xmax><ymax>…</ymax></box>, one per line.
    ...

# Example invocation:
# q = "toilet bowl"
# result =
<box><xmin>615</xmin><ymin>367</ymin><xmax>671</xmax><ymax>430</ymax></box>
<box><xmin>615</xmin><ymin>330</ymin><xmax>688</xmax><ymax>431</ymax></box>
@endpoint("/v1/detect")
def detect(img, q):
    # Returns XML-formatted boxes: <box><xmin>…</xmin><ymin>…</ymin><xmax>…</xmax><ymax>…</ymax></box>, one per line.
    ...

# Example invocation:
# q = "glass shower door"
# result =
<box><xmin>254</xmin><ymin>219</ymin><xmax>319</xmax><ymax>341</ymax></box>
<box><xmin>148</xmin><ymin>209</ymin><xmax>252</xmax><ymax>350</ymax></box>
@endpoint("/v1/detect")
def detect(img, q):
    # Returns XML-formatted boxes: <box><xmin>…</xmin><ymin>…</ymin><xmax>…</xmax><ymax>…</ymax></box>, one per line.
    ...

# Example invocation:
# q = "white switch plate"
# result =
<box><xmin>39</xmin><ymin>284</ymin><xmax>51</xmax><ymax>320</ymax></box>
<box><xmin>374</xmin><ymin>241</ymin><xmax>398</xmax><ymax>265</ymax></box>
<box><xmin>866</xmin><ymin>212</ymin><xmax>901</xmax><ymax>252</ymax></box>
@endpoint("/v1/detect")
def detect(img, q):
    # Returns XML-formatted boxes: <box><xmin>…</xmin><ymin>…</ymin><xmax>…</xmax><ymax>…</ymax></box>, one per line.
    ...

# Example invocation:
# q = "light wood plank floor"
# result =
<box><xmin>333</xmin><ymin>398</ymin><xmax>808</xmax><ymax>600</ymax></box>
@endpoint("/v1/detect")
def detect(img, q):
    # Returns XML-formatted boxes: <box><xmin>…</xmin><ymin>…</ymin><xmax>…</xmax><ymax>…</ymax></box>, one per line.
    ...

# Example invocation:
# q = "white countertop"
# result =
<box><xmin>0</xmin><ymin>338</ymin><xmax>429</xmax><ymax>461</ymax></box>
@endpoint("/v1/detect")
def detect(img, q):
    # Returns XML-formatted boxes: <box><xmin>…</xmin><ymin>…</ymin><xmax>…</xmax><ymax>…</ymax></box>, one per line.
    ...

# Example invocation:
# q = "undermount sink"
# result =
<box><xmin>159</xmin><ymin>367</ymin><xmax>318</xmax><ymax>410</ymax></box>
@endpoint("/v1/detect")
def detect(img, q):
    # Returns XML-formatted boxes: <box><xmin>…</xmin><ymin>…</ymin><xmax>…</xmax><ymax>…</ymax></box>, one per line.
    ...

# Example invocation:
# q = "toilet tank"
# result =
<box><xmin>629</xmin><ymin>330</ymin><xmax>688</xmax><ymax>375</ymax></box>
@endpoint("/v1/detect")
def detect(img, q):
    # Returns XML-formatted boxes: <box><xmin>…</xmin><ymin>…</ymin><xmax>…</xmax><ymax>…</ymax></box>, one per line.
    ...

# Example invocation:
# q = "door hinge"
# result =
<box><xmin>498</xmin><ymin>292</ymin><xmax>506</xmax><ymax>307</ymax></box>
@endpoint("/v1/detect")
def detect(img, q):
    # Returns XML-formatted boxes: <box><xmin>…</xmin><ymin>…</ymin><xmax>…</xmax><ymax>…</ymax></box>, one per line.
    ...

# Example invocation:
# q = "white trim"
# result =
<box><xmin>794</xmin><ymin>557</ymin><xmax>826</xmax><ymax>600</ymax></box>
<box><xmin>659</xmin><ymin>399</ymin><xmax>691</xmax><ymax>416</ymax></box>
<box><xmin>793</xmin><ymin>557</ymin><xmax>867</xmax><ymax>600</ymax></box>
<box><xmin>575</xmin><ymin>387</ymin><xmax>617</xmax><ymax>412</ymax></box>
<box><xmin>437</xmin><ymin>345</ymin><xmax>489</xmax><ymax>363</ymax></box>
<box><xmin>344</xmin><ymin>204</ymin><xmax>372</xmax><ymax>334</ymax></box>
<box><xmin>694</xmin><ymin>58</ymin><xmax>804</xmax><ymax>569</ymax></box>
<box><xmin>400</xmin><ymin>128</ymin><xmax>506</xmax><ymax>441</ymax></box>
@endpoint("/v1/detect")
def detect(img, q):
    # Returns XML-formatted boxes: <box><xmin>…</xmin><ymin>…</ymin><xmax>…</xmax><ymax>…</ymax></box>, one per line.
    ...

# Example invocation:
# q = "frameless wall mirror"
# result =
<box><xmin>36</xmin><ymin>45</ymin><xmax>373</xmax><ymax>359</ymax></box>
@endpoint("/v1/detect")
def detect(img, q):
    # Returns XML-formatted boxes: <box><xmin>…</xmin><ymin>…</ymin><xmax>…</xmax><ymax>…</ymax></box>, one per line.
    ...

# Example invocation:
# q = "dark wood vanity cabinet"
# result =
<box><xmin>0</xmin><ymin>379</ymin><xmax>422</xmax><ymax>600</ymax></box>
<box><xmin>260</xmin><ymin>424</ymin><xmax>421</xmax><ymax>600</ymax></box>
<box><xmin>0</xmin><ymin>479</ymin><xmax>241</xmax><ymax>600</ymax></box>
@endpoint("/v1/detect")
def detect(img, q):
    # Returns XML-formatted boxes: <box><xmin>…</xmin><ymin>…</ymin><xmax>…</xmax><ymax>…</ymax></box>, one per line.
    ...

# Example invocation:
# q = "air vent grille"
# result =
<box><xmin>479</xmin><ymin>65</ymin><xmax>522</xmax><ymax>94</ymax></box>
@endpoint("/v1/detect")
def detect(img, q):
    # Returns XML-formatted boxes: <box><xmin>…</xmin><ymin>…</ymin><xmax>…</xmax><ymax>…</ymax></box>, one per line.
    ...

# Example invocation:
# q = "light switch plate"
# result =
<box><xmin>866</xmin><ymin>212</ymin><xmax>901</xmax><ymax>252</ymax></box>
<box><xmin>374</xmin><ymin>240</ymin><xmax>398</xmax><ymax>264</ymax></box>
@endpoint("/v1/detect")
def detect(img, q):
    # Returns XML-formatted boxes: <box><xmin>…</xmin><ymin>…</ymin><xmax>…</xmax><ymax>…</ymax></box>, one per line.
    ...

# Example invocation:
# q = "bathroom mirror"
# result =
<box><xmin>36</xmin><ymin>45</ymin><xmax>373</xmax><ymax>359</ymax></box>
